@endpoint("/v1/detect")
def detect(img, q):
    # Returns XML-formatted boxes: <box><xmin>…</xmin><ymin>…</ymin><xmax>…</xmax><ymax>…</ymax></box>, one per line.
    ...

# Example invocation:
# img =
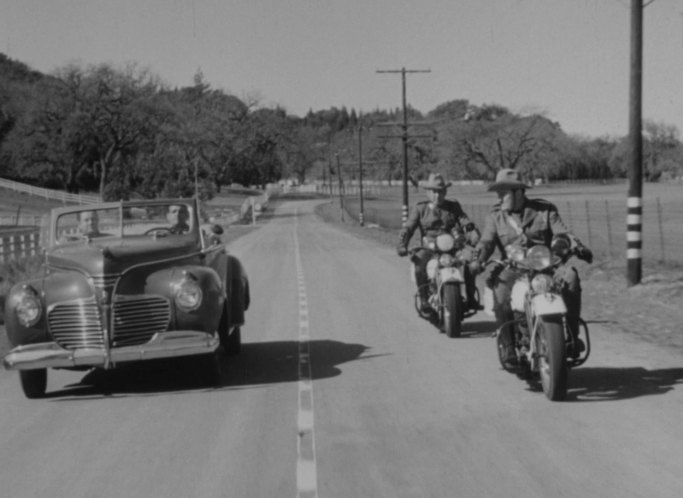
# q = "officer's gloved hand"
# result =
<box><xmin>576</xmin><ymin>244</ymin><xmax>593</xmax><ymax>264</ymax></box>
<box><xmin>397</xmin><ymin>245</ymin><xmax>409</xmax><ymax>257</ymax></box>
<box><xmin>485</xmin><ymin>261</ymin><xmax>504</xmax><ymax>289</ymax></box>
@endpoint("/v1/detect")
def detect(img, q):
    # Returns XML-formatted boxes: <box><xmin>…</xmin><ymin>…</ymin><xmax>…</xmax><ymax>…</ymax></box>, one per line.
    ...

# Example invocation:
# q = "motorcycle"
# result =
<box><xmin>486</xmin><ymin>235</ymin><xmax>590</xmax><ymax>401</ymax></box>
<box><xmin>409</xmin><ymin>232</ymin><xmax>479</xmax><ymax>338</ymax></box>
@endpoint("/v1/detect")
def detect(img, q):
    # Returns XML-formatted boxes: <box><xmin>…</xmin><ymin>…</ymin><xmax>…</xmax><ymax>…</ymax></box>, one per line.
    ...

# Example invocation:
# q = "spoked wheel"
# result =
<box><xmin>19</xmin><ymin>369</ymin><xmax>47</xmax><ymax>399</ymax></box>
<box><xmin>443</xmin><ymin>284</ymin><xmax>463</xmax><ymax>338</ymax></box>
<box><xmin>536</xmin><ymin>317</ymin><xmax>568</xmax><ymax>401</ymax></box>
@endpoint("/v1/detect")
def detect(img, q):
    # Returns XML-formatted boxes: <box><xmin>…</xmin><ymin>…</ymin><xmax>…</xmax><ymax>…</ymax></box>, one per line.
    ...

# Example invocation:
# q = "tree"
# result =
<box><xmin>450</xmin><ymin>107</ymin><xmax>561</xmax><ymax>181</ymax></box>
<box><xmin>642</xmin><ymin>120</ymin><xmax>679</xmax><ymax>181</ymax></box>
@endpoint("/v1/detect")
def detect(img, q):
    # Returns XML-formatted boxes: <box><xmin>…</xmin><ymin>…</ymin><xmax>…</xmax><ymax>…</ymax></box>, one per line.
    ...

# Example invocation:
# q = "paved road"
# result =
<box><xmin>1</xmin><ymin>199</ymin><xmax>682</xmax><ymax>498</ymax></box>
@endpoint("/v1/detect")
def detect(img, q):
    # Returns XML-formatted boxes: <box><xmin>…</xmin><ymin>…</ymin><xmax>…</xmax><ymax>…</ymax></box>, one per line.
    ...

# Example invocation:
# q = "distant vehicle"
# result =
<box><xmin>3</xmin><ymin>198</ymin><xmax>249</xmax><ymax>398</ymax></box>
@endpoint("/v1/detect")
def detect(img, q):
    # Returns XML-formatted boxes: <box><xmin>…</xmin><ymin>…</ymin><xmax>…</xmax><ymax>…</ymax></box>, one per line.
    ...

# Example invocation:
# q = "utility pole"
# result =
<box><xmin>377</xmin><ymin>67</ymin><xmax>431</xmax><ymax>226</ymax></box>
<box><xmin>627</xmin><ymin>0</ymin><xmax>643</xmax><ymax>286</ymax></box>
<box><xmin>357</xmin><ymin>118</ymin><xmax>365</xmax><ymax>226</ymax></box>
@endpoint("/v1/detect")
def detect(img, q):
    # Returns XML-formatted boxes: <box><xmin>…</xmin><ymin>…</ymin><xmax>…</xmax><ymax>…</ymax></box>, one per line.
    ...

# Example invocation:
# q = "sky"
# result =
<box><xmin>2</xmin><ymin>0</ymin><xmax>683</xmax><ymax>138</ymax></box>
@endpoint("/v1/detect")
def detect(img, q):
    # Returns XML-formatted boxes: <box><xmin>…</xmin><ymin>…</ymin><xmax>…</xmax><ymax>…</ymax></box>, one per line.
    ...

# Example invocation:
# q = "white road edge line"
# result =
<box><xmin>294</xmin><ymin>210</ymin><xmax>318</xmax><ymax>498</ymax></box>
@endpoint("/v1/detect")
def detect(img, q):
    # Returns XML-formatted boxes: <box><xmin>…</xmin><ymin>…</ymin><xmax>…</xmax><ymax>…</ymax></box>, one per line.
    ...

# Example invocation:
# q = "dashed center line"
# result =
<box><xmin>294</xmin><ymin>213</ymin><xmax>318</xmax><ymax>498</ymax></box>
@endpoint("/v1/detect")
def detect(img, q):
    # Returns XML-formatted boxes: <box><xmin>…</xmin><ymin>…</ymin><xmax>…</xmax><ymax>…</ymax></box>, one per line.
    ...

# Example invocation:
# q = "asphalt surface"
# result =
<box><xmin>1</xmin><ymin>199</ymin><xmax>682</xmax><ymax>498</ymax></box>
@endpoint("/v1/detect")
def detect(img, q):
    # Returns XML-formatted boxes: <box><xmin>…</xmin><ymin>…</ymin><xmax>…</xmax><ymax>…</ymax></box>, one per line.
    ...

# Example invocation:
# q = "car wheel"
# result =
<box><xmin>20</xmin><ymin>369</ymin><xmax>47</xmax><ymax>399</ymax></box>
<box><xmin>218</xmin><ymin>302</ymin><xmax>241</xmax><ymax>356</ymax></box>
<box><xmin>225</xmin><ymin>327</ymin><xmax>241</xmax><ymax>356</ymax></box>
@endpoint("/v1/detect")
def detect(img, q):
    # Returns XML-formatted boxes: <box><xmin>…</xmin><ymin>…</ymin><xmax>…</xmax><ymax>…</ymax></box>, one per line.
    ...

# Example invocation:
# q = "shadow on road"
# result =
<box><xmin>462</xmin><ymin>319</ymin><xmax>497</xmax><ymax>338</ymax></box>
<box><xmin>48</xmin><ymin>339</ymin><xmax>371</xmax><ymax>399</ymax></box>
<box><xmin>566</xmin><ymin>366</ymin><xmax>683</xmax><ymax>402</ymax></box>
<box><xmin>221</xmin><ymin>339</ymin><xmax>372</xmax><ymax>388</ymax></box>
<box><xmin>420</xmin><ymin>317</ymin><xmax>497</xmax><ymax>338</ymax></box>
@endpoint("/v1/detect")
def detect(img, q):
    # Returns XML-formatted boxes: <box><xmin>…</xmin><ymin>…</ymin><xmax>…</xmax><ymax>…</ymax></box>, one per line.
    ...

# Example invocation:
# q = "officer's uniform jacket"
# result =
<box><xmin>398</xmin><ymin>199</ymin><xmax>474</xmax><ymax>247</ymax></box>
<box><xmin>477</xmin><ymin>197</ymin><xmax>575</xmax><ymax>262</ymax></box>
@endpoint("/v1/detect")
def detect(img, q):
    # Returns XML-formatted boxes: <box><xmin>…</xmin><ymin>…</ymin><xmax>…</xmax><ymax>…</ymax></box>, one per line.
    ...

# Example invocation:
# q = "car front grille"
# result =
<box><xmin>91</xmin><ymin>274</ymin><xmax>119</xmax><ymax>288</ymax></box>
<box><xmin>111</xmin><ymin>295</ymin><xmax>171</xmax><ymax>347</ymax></box>
<box><xmin>48</xmin><ymin>297</ymin><xmax>104</xmax><ymax>349</ymax></box>
<box><xmin>48</xmin><ymin>295</ymin><xmax>171</xmax><ymax>349</ymax></box>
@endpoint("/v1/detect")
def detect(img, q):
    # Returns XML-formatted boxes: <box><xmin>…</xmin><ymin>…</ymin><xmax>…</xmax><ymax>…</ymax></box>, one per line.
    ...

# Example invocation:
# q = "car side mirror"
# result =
<box><xmin>211</xmin><ymin>224</ymin><xmax>224</xmax><ymax>235</ymax></box>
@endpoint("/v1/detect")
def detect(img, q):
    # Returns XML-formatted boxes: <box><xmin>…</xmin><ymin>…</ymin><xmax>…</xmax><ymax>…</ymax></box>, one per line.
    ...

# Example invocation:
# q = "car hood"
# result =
<box><xmin>47</xmin><ymin>236</ymin><xmax>201</xmax><ymax>275</ymax></box>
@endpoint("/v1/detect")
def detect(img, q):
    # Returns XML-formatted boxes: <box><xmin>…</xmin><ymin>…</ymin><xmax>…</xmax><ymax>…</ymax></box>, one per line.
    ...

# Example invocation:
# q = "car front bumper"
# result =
<box><xmin>3</xmin><ymin>331</ymin><xmax>219</xmax><ymax>370</ymax></box>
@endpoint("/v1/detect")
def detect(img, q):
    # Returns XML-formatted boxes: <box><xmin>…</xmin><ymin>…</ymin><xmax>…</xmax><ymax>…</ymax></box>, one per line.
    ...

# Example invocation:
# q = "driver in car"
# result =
<box><xmin>167</xmin><ymin>204</ymin><xmax>190</xmax><ymax>234</ymax></box>
<box><xmin>77</xmin><ymin>210</ymin><xmax>109</xmax><ymax>238</ymax></box>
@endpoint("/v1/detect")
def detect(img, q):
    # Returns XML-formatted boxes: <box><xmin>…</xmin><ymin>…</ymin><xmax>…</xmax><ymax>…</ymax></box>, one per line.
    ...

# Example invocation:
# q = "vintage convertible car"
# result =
<box><xmin>3</xmin><ymin>198</ymin><xmax>249</xmax><ymax>398</ymax></box>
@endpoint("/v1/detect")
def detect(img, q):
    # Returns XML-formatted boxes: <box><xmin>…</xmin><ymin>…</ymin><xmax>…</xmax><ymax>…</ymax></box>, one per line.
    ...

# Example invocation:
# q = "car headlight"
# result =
<box><xmin>526</xmin><ymin>245</ymin><xmax>552</xmax><ymax>270</ymax></box>
<box><xmin>174</xmin><ymin>274</ymin><xmax>203</xmax><ymax>311</ymax></box>
<box><xmin>15</xmin><ymin>285</ymin><xmax>42</xmax><ymax>327</ymax></box>
<box><xmin>531</xmin><ymin>274</ymin><xmax>554</xmax><ymax>294</ymax></box>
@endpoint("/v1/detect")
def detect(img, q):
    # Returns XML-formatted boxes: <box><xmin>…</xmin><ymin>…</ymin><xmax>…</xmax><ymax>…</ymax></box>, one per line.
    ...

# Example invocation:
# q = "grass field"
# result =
<box><xmin>342</xmin><ymin>182</ymin><xmax>683</xmax><ymax>265</ymax></box>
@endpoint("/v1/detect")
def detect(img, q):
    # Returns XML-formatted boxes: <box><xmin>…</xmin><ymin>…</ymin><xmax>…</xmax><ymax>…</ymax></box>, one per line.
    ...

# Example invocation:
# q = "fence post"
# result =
<box><xmin>585</xmin><ymin>201</ymin><xmax>593</xmax><ymax>248</ymax></box>
<box><xmin>566</xmin><ymin>202</ymin><xmax>574</xmax><ymax>231</ymax></box>
<box><xmin>656</xmin><ymin>197</ymin><xmax>665</xmax><ymax>262</ymax></box>
<box><xmin>604</xmin><ymin>200</ymin><xmax>614</xmax><ymax>257</ymax></box>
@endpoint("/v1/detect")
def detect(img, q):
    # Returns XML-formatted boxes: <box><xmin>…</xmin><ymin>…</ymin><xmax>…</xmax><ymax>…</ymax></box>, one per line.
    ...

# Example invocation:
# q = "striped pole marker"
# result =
<box><xmin>401</xmin><ymin>204</ymin><xmax>409</xmax><ymax>227</ymax></box>
<box><xmin>627</xmin><ymin>196</ymin><xmax>642</xmax><ymax>284</ymax></box>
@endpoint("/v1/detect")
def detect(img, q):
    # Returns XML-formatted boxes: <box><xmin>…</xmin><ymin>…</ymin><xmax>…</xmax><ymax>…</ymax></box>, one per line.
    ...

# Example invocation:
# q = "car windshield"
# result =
<box><xmin>55</xmin><ymin>202</ymin><xmax>196</xmax><ymax>244</ymax></box>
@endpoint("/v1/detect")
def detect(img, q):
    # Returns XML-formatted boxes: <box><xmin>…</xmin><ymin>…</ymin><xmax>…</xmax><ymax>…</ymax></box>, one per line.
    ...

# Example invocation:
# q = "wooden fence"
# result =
<box><xmin>0</xmin><ymin>178</ymin><xmax>100</xmax><ymax>205</ymax></box>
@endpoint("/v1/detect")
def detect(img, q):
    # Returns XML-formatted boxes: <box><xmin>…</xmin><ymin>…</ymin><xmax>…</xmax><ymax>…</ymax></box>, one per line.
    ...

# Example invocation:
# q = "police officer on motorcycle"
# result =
<box><xmin>397</xmin><ymin>173</ymin><xmax>481</xmax><ymax>316</ymax></box>
<box><xmin>472</xmin><ymin>168</ymin><xmax>593</xmax><ymax>364</ymax></box>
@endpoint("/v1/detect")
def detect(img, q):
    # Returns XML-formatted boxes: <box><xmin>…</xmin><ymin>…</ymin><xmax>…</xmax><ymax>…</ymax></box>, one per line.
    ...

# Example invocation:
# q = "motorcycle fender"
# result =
<box><xmin>439</xmin><ymin>266</ymin><xmax>463</xmax><ymax>283</ymax></box>
<box><xmin>483</xmin><ymin>287</ymin><xmax>495</xmax><ymax>316</ymax></box>
<box><xmin>531</xmin><ymin>293</ymin><xmax>567</xmax><ymax>316</ymax></box>
<box><xmin>510</xmin><ymin>278</ymin><xmax>529</xmax><ymax>312</ymax></box>
<box><xmin>426</xmin><ymin>259</ymin><xmax>439</xmax><ymax>280</ymax></box>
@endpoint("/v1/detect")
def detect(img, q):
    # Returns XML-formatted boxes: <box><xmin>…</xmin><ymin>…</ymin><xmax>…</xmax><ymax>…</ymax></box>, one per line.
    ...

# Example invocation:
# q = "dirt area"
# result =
<box><xmin>314</xmin><ymin>200</ymin><xmax>683</xmax><ymax>354</ymax></box>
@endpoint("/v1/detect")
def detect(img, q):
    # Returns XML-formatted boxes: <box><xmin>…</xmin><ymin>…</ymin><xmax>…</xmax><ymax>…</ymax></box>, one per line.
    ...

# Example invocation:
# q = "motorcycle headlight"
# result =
<box><xmin>423</xmin><ymin>237</ymin><xmax>437</xmax><ymax>251</ymax></box>
<box><xmin>15</xmin><ymin>285</ymin><xmax>42</xmax><ymax>327</ymax></box>
<box><xmin>531</xmin><ymin>274</ymin><xmax>554</xmax><ymax>294</ymax></box>
<box><xmin>436</xmin><ymin>233</ymin><xmax>455</xmax><ymax>252</ymax></box>
<box><xmin>174</xmin><ymin>274</ymin><xmax>203</xmax><ymax>311</ymax></box>
<box><xmin>505</xmin><ymin>245</ymin><xmax>525</xmax><ymax>262</ymax></box>
<box><xmin>439</xmin><ymin>253</ymin><xmax>456</xmax><ymax>266</ymax></box>
<box><xmin>526</xmin><ymin>245</ymin><xmax>552</xmax><ymax>271</ymax></box>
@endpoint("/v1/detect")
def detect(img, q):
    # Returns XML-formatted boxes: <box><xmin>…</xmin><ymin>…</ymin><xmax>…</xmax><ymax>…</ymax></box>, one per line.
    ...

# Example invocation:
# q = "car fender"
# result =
<box><xmin>145</xmin><ymin>266</ymin><xmax>224</xmax><ymax>333</ymax></box>
<box><xmin>6</xmin><ymin>271</ymin><xmax>95</xmax><ymax>347</ymax></box>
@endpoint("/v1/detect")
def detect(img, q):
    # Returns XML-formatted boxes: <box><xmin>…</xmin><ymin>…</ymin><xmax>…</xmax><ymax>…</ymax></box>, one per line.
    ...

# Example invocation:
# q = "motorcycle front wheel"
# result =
<box><xmin>536</xmin><ymin>316</ymin><xmax>568</xmax><ymax>401</ymax></box>
<box><xmin>442</xmin><ymin>284</ymin><xmax>463</xmax><ymax>338</ymax></box>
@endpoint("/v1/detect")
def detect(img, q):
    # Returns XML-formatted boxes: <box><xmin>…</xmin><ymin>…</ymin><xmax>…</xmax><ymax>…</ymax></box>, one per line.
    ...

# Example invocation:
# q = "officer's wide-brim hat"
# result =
<box><xmin>487</xmin><ymin>168</ymin><xmax>531</xmax><ymax>192</ymax></box>
<box><xmin>422</xmin><ymin>173</ymin><xmax>452</xmax><ymax>191</ymax></box>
